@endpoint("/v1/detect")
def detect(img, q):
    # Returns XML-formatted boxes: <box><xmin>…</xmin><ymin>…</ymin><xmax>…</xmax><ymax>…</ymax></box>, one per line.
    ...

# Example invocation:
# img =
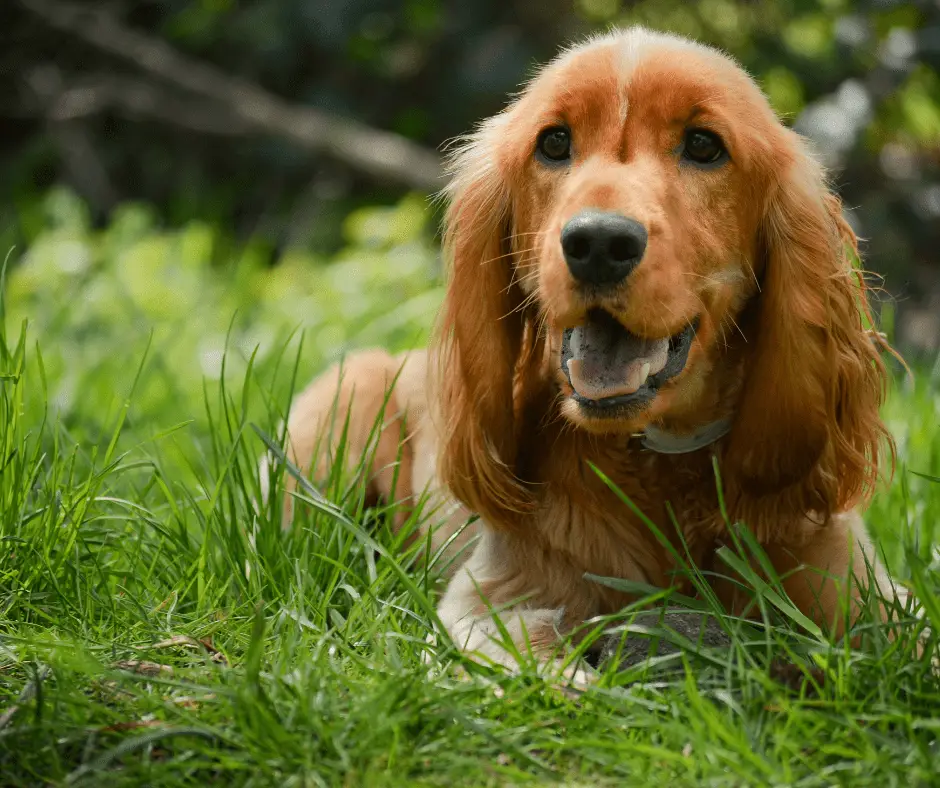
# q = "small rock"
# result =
<box><xmin>591</xmin><ymin>610</ymin><xmax>732</xmax><ymax>672</ymax></box>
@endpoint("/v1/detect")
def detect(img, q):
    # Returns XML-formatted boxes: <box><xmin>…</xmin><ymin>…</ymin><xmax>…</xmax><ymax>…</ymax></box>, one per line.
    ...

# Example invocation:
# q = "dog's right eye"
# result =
<box><xmin>536</xmin><ymin>126</ymin><xmax>572</xmax><ymax>163</ymax></box>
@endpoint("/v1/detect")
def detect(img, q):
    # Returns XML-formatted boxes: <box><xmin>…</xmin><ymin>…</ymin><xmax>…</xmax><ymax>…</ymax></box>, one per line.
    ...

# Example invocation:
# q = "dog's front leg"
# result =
<box><xmin>434</xmin><ymin>531</ymin><xmax>593</xmax><ymax>685</ymax></box>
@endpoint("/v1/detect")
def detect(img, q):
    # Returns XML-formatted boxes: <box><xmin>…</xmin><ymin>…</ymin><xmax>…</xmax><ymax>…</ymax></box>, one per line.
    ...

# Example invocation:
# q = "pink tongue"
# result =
<box><xmin>566</xmin><ymin>317</ymin><xmax>669</xmax><ymax>400</ymax></box>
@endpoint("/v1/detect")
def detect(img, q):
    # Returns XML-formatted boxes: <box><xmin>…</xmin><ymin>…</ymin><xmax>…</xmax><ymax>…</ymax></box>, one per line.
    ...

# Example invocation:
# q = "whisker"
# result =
<box><xmin>682</xmin><ymin>270</ymin><xmax>720</xmax><ymax>282</ymax></box>
<box><xmin>718</xmin><ymin>321</ymin><xmax>729</xmax><ymax>350</ymax></box>
<box><xmin>747</xmin><ymin>260</ymin><xmax>762</xmax><ymax>292</ymax></box>
<box><xmin>500</xmin><ymin>255</ymin><xmax>540</xmax><ymax>296</ymax></box>
<box><xmin>499</xmin><ymin>278</ymin><xmax>544</xmax><ymax>318</ymax></box>
<box><xmin>509</xmin><ymin>230</ymin><xmax>552</xmax><ymax>240</ymax></box>
<box><xmin>505</xmin><ymin>289</ymin><xmax>541</xmax><ymax>317</ymax></box>
<box><xmin>504</xmin><ymin>260</ymin><xmax>523</xmax><ymax>297</ymax></box>
<box><xmin>724</xmin><ymin>312</ymin><xmax>747</xmax><ymax>343</ymax></box>
<box><xmin>476</xmin><ymin>246</ymin><xmax>539</xmax><ymax>268</ymax></box>
<box><xmin>652</xmin><ymin>298</ymin><xmax>679</xmax><ymax>337</ymax></box>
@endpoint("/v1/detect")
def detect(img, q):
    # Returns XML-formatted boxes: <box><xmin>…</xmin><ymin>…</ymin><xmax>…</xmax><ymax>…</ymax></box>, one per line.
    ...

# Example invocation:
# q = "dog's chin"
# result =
<box><xmin>560</xmin><ymin>396</ymin><xmax>655</xmax><ymax>434</ymax></box>
<box><xmin>558</xmin><ymin>310</ymin><xmax>698</xmax><ymax>432</ymax></box>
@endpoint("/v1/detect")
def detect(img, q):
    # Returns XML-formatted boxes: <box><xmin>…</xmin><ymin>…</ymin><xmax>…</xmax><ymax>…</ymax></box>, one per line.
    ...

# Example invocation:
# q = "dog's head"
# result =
<box><xmin>434</xmin><ymin>28</ymin><xmax>893</xmax><ymax>527</ymax></box>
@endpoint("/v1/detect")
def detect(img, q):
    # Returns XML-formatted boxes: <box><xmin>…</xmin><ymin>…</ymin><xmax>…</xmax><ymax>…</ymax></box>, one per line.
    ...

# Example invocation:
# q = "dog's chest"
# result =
<box><xmin>531</xmin><ymin>441</ymin><xmax>726</xmax><ymax>587</ymax></box>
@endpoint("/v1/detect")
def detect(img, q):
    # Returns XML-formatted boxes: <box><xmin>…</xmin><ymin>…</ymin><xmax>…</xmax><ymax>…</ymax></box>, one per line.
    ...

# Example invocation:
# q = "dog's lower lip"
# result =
<box><xmin>561</xmin><ymin>316</ymin><xmax>698</xmax><ymax>410</ymax></box>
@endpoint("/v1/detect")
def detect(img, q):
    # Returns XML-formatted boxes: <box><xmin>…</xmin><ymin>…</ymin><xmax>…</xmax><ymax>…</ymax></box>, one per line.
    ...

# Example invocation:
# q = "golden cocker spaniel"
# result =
<box><xmin>273</xmin><ymin>27</ymin><xmax>899</xmax><ymax>673</ymax></box>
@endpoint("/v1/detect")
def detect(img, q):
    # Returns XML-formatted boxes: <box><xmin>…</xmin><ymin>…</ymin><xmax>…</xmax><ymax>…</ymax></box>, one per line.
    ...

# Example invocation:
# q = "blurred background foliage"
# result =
<box><xmin>2</xmin><ymin>0</ymin><xmax>940</xmax><ymax>370</ymax></box>
<box><xmin>3</xmin><ymin>187</ymin><xmax>442</xmax><ymax>450</ymax></box>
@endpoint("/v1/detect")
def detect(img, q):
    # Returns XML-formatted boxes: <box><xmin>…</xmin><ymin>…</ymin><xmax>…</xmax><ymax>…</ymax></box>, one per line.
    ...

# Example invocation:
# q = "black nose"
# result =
<box><xmin>561</xmin><ymin>210</ymin><xmax>648</xmax><ymax>287</ymax></box>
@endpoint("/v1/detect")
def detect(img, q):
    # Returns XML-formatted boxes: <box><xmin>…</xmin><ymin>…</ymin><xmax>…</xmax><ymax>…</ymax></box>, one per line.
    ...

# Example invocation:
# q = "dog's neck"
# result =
<box><xmin>635</xmin><ymin>349</ymin><xmax>746</xmax><ymax>454</ymax></box>
<box><xmin>638</xmin><ymin>417</ymin><xmax>734</xmax><ymax>454</ymax></box>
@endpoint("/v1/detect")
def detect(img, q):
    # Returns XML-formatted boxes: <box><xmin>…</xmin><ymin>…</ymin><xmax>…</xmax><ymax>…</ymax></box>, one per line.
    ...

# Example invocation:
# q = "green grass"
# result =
<box><xmin>1</xmin><ymin>191</ymin><xmax>940</xmax><ymax>786</ymax></box>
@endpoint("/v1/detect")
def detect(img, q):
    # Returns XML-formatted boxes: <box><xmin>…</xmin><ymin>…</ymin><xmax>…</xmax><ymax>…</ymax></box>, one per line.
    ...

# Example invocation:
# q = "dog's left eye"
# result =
<box><xmin>682</xmin><ymin>129</ymin><xmax>727</xmax><ymax>165</ymax></box>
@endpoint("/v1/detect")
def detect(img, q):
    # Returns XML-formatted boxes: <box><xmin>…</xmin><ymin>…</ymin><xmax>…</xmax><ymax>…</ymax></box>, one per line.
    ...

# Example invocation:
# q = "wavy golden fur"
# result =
<box><xmin>274</xmin><ymin>28</ymin><xmax>899</xmax><ymax>674</ymax></box>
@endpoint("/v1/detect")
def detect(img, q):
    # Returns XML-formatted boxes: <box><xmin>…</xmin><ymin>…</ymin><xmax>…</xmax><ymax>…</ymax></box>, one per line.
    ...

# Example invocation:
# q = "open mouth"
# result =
<box><xmin>561</xmin><ymin>309</ymin><xmax>698</xmax><ymax>414</ymax></box>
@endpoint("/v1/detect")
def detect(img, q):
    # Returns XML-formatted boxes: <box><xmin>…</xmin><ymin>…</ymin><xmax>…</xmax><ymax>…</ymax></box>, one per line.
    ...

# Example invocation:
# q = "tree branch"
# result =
<box><xmin>16</xmin><ymin>0</ymin><xmax>446</xmax><ymax>191</ymax></box>
<box><xmin>25</xmin><ymin>65</ymin><xmax>118</xmax><ymax>216</ymax></box>
<box><xmin>39</xmin><ymin>70</ymin><xmax>252</xmax><ymax>136</ymax></box>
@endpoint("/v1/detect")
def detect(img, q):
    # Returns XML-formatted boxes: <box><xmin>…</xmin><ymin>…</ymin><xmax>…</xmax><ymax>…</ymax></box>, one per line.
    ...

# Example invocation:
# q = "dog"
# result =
<box><xmin>268</xmin><ymin>27</ymin><xmax>899</xmax><ymax>674</ymax></box>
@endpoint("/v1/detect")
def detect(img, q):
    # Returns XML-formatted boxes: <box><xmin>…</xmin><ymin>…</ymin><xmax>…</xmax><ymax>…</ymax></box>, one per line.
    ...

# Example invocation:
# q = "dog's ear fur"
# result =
<box><xmin>432</xmin><ymin>119</ymin><xmax>536</xmax><ymax>528</ymax></box>
<box><xmin>725</xmin><ymin>132</ymin><xmax>894</xmax><ymax>536</ymax></box>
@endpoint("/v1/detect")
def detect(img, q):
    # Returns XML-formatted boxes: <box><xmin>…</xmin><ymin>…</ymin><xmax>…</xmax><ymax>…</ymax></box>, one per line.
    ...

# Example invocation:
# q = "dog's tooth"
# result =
<box><xmin>639</xmin><ymin>361</ymin><xmax>651</xmax><ymax>382</ymax></box>
<box><xmin>569</xmin><ymin>327</ymin><xmax>582</xmax><ymax>359</ymax></box>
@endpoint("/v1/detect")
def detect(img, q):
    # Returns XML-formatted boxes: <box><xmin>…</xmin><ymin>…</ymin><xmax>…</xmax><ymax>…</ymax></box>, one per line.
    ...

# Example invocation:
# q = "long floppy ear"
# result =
<box><xmin>431</xmin><ymin>120</ymin><xmax>535</xmax><ymax>527</ymax></box>
<box><xmin>725</xmin><ymin>134</ymin><xmax>895</xmax><ymax>535</ymax></box>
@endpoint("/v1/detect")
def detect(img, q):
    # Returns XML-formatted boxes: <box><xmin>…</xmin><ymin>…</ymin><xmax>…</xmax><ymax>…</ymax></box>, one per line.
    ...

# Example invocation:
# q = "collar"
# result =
<box><xmin>638</xmin><ymin>417</ymin><xmax>734</xmax><ymax>455</ymax></box>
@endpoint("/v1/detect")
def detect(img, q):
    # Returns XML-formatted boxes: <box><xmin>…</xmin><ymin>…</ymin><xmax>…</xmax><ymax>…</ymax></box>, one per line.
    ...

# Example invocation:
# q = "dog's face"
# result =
<box><xmin>436</xmin><ymin>28</ymin><xmax>889</xmax><ymax>526</ymax></box>
<box><xmin>499</xmin><ymin>32</ymin><xmax>777</xmax><ymax>433</ymax></box>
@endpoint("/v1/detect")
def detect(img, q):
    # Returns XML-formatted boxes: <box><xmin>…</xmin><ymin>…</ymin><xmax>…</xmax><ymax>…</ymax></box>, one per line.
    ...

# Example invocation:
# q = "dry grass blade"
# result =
<box><xmin>101</xmin><ymin>719</ymin><xmax>166</xmax><ymax>733</ymax></box>
<box><xmin>114</xmin><ymin>661</ymin><xmax>175</xmax><ymax>677</ymax></box>
<box><xmin>151</xmin><ymin>635</ymin><xmax>228</xmax><ymax>664</ymax></box>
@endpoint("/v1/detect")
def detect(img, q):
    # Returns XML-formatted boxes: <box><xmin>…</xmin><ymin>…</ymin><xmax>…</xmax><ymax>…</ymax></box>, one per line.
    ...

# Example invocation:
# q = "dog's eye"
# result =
<box><xmin>682</xmin><ymin>129</ymin><xmax>727</xmax><ymax>165</ymax></box>
<box><xmin>536</xmin><ymin>126</ymin><xmax>572</xmax><ymax>163</ymax></box>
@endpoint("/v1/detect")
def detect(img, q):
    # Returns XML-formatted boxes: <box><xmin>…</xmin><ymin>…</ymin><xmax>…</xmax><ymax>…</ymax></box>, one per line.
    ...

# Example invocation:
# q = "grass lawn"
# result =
<box><xmin>1</xmin><ymin>193</ymin><xmax>939</xmax><ymax>786</ymax></box>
